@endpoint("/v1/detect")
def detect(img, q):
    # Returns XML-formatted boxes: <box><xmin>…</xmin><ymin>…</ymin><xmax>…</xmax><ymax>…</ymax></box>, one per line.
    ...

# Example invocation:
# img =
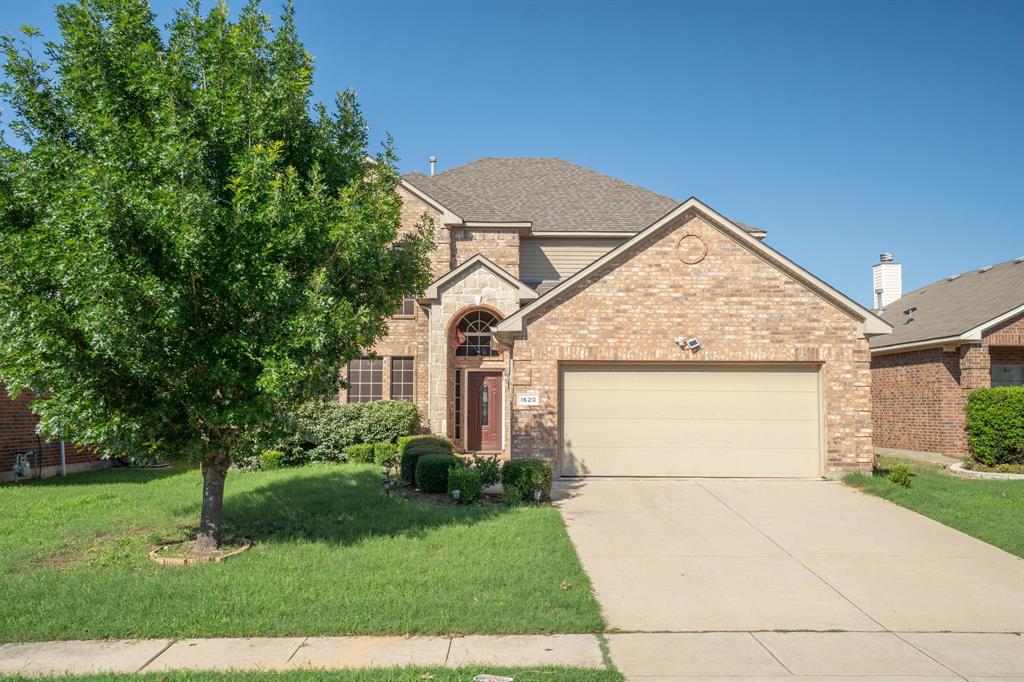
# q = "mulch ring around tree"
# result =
<box><xmin>149</xmin><ymin>537</ymin><xmax>252</xmax><ymax>565</ymax></box>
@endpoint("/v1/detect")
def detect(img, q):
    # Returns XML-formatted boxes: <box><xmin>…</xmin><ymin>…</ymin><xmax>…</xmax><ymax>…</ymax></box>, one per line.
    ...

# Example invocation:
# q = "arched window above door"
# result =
<box><xmin>453</xmin><ymin>310</ymin><xmax>500</xmax><ymax>356</ymax></box>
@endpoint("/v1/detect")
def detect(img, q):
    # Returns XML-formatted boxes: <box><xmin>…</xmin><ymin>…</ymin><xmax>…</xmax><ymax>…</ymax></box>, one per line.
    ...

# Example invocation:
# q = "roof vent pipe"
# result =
<box><xmin>429</xmin><ymin>155</ymin><xmax>437</xmax><ymax>176</ymax></box>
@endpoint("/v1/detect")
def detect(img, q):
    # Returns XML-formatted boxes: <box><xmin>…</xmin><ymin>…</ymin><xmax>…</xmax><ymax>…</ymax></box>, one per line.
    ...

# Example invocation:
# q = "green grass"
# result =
<box><xmin>0</xmin><ymin>464</ymin><xmax>603</xmax><ymax>641</ymax></box>
<box><xmin>0</xmin><ymin>669</ymin><xmax>622</xmax><ymax>682</ymax></box>
<box><xmin>845</xmin><ymin>456</ymin><xmax>1024</xmax><ymax>558</ymax></box>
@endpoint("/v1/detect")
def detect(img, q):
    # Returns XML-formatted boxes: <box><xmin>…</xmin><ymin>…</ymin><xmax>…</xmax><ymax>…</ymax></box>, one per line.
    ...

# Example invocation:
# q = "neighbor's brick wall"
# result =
<box><xmin>509</xmin><ymin>211</ymin><xmax>874</xmax><ymax>475</ymax></box>
<box><xmin>868</xmin><ymin>313</ymin><xmax>1023</xmax><ymax>458</ymax></box>
<box><xmin>871</xmin><ymin>349</ymin><xmax>966</xmax><ymax>456</ymax></box>
<box><xmin>1</xmin><ymin>385</ymin><xmax>102</xmax><ymax>480</ymax></box>
<box><xmin>983</xmin><ymin>313</ymin><xmax>1024</xmax><ymax>347</ymax></box>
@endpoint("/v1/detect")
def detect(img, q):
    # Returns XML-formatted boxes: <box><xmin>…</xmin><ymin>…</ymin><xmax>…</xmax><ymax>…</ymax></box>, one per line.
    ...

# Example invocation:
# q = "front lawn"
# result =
<box><xmin>1</xmin><ymin>670</ymin><xmax>622</xmax><ymax>682</ymax></box>
<box><xmin>0</xmin><ymin>464</ymin><xmax>603</xmax><ymax>641</ymax></box>
<box><xmin>845</xmin><ymin>456</ymin><xmax>1024</xmax><ymax>558</ymax></box>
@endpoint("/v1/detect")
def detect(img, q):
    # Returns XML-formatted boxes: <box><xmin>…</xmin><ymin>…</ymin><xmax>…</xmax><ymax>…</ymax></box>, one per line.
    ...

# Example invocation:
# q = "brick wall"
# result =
<box><xmin>869</xmin><ymin>313</ymin><xmax>1023</xmax><ymax>458</ymax></box>
<box><xmin>1</xmin><ymin>386</ymin><xmax>103</xmax><ymax>481</ymax></box>
<box><xmin>983</xmin><ymin>313</ymin><xmax>1024</xmax><ymax>347</ymax></box>
<box><xmin>870</xmin><ymin>348</ymin><xmax>966</xmax><ymax>456</ymax></box>
<box><xmin>451</xmin><ymin>228</ymin><xmax>520</xmax><ymax>278</ymax></box>
<box><xmin>509</xmin><ymin>211</ymin><xmax>874</xmax><ymax>475</ymax></box>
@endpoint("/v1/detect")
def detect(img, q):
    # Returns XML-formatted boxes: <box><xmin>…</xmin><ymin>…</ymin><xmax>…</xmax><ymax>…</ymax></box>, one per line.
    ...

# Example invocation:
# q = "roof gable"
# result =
<box><xmin>421</xmin><ymin>254</ymin><xmax>538</xmax><ymax>303</ymax></box>
<box><xmin>495</xmin><ymin>198</ymin><xmax>890</xmax><ymax>339</ymax></box>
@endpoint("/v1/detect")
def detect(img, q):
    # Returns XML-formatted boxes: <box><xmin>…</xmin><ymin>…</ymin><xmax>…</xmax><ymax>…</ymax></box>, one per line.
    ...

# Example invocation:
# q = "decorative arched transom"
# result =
<box><xmin>453</xmin><ymin>309</ymin><xmax>500</xmax><ymax>357</ymax></box>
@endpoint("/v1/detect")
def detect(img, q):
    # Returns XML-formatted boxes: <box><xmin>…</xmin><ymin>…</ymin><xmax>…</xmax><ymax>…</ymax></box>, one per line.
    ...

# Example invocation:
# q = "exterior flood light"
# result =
<box><xmin>675</xmin><ymin>337</ymin><xmax>701</xmax><ymax>352</ymax></box>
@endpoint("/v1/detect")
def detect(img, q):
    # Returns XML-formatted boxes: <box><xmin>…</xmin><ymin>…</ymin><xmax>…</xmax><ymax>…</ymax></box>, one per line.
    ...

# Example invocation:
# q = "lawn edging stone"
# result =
<box><xmin>949</xmin><ymin>462</ymin><xmax>1024</xmax><ymax>481</ymax></box>
<box><xmin>148</xmin><ymin>538</ymin><xmax>252</xmax><ymax>565</ymax></box>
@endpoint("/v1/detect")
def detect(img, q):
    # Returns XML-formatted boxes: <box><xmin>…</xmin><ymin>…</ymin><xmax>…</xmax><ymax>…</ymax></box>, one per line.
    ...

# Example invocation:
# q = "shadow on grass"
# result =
<box><xmin>189</xmin><ymin>467</ymin><xmax>512</xmax><ymax>548</ymax></box>
<box><xmin>2</xmin><ymin>463</ymin><xmax>188</xmax><ymax>488</ymax></box>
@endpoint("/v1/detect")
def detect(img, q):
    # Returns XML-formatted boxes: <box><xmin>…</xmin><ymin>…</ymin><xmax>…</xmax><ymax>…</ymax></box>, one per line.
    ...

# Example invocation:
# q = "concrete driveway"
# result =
<box><xmin>557</xmin><ymin>478</ymin><xmax>1024</xmax><ymax>681</ymax></box>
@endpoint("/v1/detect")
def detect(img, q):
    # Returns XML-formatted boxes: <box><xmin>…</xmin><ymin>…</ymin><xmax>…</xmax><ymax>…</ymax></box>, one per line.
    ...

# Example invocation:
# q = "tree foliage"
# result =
<box><xmin>0</xmin><ymin>0</ymin><xmax>431</xmax><ymax>547</ymax></box>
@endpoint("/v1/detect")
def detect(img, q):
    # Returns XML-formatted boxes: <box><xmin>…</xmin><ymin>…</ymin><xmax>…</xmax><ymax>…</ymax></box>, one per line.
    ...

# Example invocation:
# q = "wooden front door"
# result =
<box><xmin>466</xmin><ymin>371</ymin><xmax>502</xmax><ymax>452</ymax></box>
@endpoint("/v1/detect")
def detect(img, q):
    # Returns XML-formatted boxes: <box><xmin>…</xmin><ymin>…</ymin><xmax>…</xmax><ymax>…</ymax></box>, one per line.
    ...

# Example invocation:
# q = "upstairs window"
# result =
<box><xmin>393</xmin><ymin>297</ymin><xmax>416</xmax><ymax>318</ymax></box>
<box><xmin>454</xmin><ymin>310</ymin><xmax>499</xmax><ymax>357</ymax></box>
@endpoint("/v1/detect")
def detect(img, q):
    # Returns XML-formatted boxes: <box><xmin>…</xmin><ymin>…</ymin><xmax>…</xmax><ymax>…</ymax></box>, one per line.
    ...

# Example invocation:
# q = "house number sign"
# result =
<box><xmin>516</xmin><ymin>391</ymin><xmax>540</xmax><ymax>407</ymax></box>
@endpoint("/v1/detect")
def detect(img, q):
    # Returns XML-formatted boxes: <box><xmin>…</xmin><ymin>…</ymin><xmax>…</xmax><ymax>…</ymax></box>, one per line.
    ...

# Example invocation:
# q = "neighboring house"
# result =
<box><xmin>1</xmin><ymin>386</ymin><xmax>104</xmax><ymax>482</ymax></box>
<box><xmin>870</xmin><ymin>255</ymin><xmax>1024</xmax><ymax>458</ymax></box>
<box><xmin>343</xmin><ymin>157</ymin><xmax>891</xmax><ymax>478</ymax></box>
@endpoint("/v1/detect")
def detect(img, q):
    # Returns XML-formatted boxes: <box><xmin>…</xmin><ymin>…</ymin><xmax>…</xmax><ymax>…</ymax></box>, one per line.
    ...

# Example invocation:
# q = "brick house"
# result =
<box><xmin>1</xmin><ymin>387</ymin><xmax>105</xmax><ymax>482</ymax></box>
<box><xmin>343</xmin><ymin>157</ymin><xmax>891</xmax><ymax>478</ymax></box>
<box><xmin>870</xmin><ymin>255</ymin><xmax>1024</xmax><ymax>458</ymax></box>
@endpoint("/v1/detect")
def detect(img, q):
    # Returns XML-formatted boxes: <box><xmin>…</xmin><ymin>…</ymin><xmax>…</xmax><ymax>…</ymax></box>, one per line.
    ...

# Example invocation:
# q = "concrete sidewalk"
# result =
<box><xmin>0</xmin><ymin>635</ymin><xmax>605</xmax><ymax>677</ymax></box>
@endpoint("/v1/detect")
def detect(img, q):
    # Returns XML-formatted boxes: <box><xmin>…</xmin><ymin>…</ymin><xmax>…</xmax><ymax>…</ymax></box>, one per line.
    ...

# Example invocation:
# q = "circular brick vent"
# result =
<box><xmin>676</xmin><ymin>234</ymin><xmax>708</xmax><ymax>264</ymax></box>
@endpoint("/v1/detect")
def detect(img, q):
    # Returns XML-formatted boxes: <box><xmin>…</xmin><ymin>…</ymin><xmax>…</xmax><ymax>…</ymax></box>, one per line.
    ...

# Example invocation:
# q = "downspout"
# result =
<box><xmin>60</xmin><ymin>440</ymin><xmax>67</xmax><ymax>476</ymax></box>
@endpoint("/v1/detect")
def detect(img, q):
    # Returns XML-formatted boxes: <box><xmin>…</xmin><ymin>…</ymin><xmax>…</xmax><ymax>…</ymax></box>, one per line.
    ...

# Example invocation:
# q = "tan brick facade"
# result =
<box><xmin>870</xmin><ymin>313</ymin><xmax>1024</xmax><ymax>457</ymax></box>
<box><xmin>508</xmin><ymin>212</ymin><xmax>874</xmax><ymax>475</ymax></box>
<box><xmin>345</xmin><ymin>186</ymin><xmax>880</xmax><ymax>476</ymax></box>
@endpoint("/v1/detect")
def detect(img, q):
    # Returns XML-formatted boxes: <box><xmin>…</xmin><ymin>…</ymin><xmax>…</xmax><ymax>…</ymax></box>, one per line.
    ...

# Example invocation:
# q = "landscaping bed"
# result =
<box><xmin>0</xmin><ymin>464</ymin><xmax>603</xmax><ymax>641</ymax></box>
<box><xmin>844</xmin><ymin>456</ymin><xmax>1024</xmax><ymax>558</ymax></box>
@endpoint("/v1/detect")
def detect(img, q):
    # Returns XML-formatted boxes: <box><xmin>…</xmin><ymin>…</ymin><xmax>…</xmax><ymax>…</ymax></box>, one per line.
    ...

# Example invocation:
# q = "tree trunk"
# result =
<box><xmin>196</xmin><ymin>451</ymin><xmax>230</xmax><ymax>554</ymax></box>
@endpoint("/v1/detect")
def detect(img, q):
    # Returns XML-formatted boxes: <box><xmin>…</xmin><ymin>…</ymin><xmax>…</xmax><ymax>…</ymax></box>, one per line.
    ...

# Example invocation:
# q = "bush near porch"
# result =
<box><xmin>0</xmin><ymin>463</ymin><xmax>603</xmax><ymax>641</ymax></box>
<box><xmin>271</xmin><ymin>399</ymin><xmax>420</xmax><ymax>466</ymax></box>
<box><xmin>965</xmin><ymin>387</ymin><xmax>1024</xmax><ymax>466</ymax></box>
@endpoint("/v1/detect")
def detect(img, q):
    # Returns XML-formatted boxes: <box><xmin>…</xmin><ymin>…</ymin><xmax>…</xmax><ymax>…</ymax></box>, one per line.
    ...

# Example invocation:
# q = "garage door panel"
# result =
<box><xmin>564</xmin><ymin>365</ymin><xmax>818</xmax><ymax>392</ymax></box>
<box><xmin>561</xmin><ymin>446</ymin><xmax>822</xmax><ymax>478</ymax></box>
<box><xmin>560</xmin><ymin>365</ymin><xmax>821</xmax><ymax>478</ymax></box>
<box><xmin>563</xmin><ymin>417</ymin><xmax>820</xmax><ymax>450</ymax></box>
<box><xmin>561</xmin><ymin>389</ymin><xmax>820</xmax><ymax>421</ymax></box>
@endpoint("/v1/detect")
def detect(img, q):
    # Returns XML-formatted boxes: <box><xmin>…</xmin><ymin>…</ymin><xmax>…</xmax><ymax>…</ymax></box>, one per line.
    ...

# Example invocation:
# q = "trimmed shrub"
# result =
<box><xmin>344</xmin><ymin>443</ymin><xmax>376</xmax><ymax>463</ymax></box>
<box><xmin>502</xmin><ymin>458</ymin><xmax>553</xmax><ymax>503</ymax></box>
<box><xmin>415</xmin><ymin>453</ymin><xmax>462</xmax><ymax>493</ymax></box>
<box><xmin>447</xmin><ymin>466</ymin><xmax>483</xmax><ymax>504</ymax></box>
<box><xmin>399</xmin><ymin>435</ymin><xmax>454</xmax><ymax>482</ymax></box>
<box><xmin>285</xmin><ymin>399</ymin><xmax>422</xmax><ymax>463</ymax></box>
<box><xmin>344</xmin><ymin>441</ymin><xmax>399</xmax><ymax>465</ymax></box>
<box><xmin>965</xmin><ymin>387</ymin><xmax>1024</xmax><ymax>466</ymax></box>
<box><xmin>259</xmin><ymin>450</ymin><xmax>285</xmax><ymax>470</ymax></box>
<box><xmin>289</xmin><ymin>400</ymin><xmax>365</xmax><ymax>462</ymax></box>
<box><xmin>472</xmin><ymin>455</ymin><xmax>503</xmax><ymax>488</ymax></box>
<box><xmin>373</xmin><ymin>441</ymin><xmax>398</xmax><ymax>465</ymax></box>
<box><xmin>887</xmin><ymin>463</ymin><xmax>912</xmax><ymax>488</ymax></box>
<box><xmin>361</xmin><ymin>400</ymin><xmax>421</xmax><ymax>444</ymax></box>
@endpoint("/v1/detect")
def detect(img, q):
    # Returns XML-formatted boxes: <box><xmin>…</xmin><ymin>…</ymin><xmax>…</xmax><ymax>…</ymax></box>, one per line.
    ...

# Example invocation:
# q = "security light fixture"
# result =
<box><xmin>675</xmin><ymin>336</ymin><xmax>701</xmax><ymax>352</ymax></box>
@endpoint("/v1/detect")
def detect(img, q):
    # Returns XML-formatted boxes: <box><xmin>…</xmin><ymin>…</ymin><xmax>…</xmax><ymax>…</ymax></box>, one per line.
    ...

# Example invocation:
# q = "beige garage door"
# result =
<box><xmin>560</xmin><ymin>364</ymin><xmax>822</xmax><ymax>477</ymax></box>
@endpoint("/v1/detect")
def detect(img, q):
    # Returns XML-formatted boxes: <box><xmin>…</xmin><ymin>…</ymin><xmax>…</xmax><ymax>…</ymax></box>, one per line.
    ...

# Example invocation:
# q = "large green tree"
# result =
<box><xmin>0</xmin><ymin>0</ymin><xmax>431</xmax><ymax>552</ymax></box>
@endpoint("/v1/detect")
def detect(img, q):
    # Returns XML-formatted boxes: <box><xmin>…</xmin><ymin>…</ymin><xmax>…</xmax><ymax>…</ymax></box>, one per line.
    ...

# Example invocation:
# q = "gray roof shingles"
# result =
<box><xmin>870</xmin><ymin>257</ymin><xmax>1024</xmax><ymax>349</ymax></box>
<box><xmin>405</xmin><ymin>157</ymin><xmax>704</xmax><ymax>233</ymax></box>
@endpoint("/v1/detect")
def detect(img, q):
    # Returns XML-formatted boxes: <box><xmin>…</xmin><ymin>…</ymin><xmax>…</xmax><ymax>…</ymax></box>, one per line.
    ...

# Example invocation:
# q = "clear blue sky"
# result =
<box><xmin>2</xmin><ymin>0</ymin><xmax>1021</xmax><ymax>306</ymax></box>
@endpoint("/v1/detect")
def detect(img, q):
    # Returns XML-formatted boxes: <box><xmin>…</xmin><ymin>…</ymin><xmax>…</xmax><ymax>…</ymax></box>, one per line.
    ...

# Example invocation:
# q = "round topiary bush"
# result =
<box><xmin>415</xmin><ymin>453</ymin><xmax>462</xmax><ymax>493</ymax></box>
<box><xmin>447</xmin><ymin>466</ymin><xmax>483</xmax><ymax>504</ymax></box>
<box><xmin>502</xmin><ymin>458</ymin><xmax>553</xmax><ymax>503</ymax></box>
<box><xmin>400</xmin><ymin>435</ymin><xmax>454</xmax><ymax>482</ymax></box>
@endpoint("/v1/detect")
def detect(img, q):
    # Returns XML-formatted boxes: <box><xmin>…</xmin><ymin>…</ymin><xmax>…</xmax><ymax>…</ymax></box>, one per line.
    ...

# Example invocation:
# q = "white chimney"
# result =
<box><xmin>872</xmin><ymin>252</ymin><xmax>902</xmax><ymax>312</ymax></box>
<box><xmin>428</xmin><ymin>155</ymin><xmax>437</xmax><ymax>176</ymax></box>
